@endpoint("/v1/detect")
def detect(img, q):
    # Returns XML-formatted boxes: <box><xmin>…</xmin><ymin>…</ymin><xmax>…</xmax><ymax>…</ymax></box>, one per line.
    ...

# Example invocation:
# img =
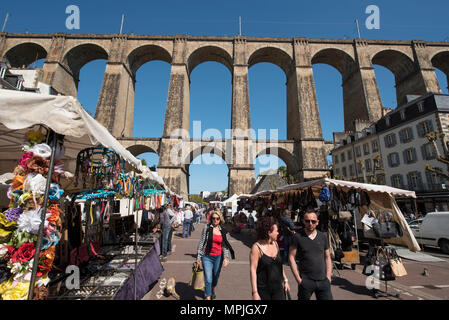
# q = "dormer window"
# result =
<box><xmin>417</xmin><ymin>101</ymin><xmax>424</xmax><ymax>112</ymax></box>
<box><xmin>385</xmin><ymin>116</ymin><xmax>390</xmax><ymax>126</ymax></box>
<box><xmin>400</xmin><ymin>110</ymin><xmax>406</xmax><ymax>120</ymax></box>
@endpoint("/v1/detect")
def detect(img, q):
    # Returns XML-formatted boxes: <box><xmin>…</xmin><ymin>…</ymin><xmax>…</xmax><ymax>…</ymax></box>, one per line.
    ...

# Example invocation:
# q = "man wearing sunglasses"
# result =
<box><xmin>288</xmin><ymin>209</ymin><xmax>333</xmax><ymax>300</ymax></box>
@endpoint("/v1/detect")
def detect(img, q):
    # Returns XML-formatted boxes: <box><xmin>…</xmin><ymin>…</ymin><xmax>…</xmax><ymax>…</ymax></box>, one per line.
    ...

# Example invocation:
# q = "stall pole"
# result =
<box><xmin>28</xmin><ymin>131</ymin><xmax>58</xmax><ymax>300</ymax></box>
<box><xmin>134</xmin><ymin>194</ymin><xmax>138</xmax><ymax>301</ymax></box>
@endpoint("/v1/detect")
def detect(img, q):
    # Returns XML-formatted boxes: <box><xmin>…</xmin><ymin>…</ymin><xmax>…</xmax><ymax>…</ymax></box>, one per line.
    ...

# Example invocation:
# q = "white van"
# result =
<box><xmin>409</xmin><ymin>212</ymin><xmax>449</xmax><ymax>254</ymax></box>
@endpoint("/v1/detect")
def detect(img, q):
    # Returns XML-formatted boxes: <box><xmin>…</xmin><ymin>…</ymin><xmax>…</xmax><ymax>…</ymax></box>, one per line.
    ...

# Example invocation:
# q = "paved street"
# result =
<box><xmin>143</xmin><ymin>217</ymin><xmax>449</xmax><ymax>301</ymax></box>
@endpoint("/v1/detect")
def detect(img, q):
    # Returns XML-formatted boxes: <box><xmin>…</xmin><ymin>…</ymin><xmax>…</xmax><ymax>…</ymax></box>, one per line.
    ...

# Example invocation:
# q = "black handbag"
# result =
<box><xmin>372</xmin><ymin>211</ymin><xmax>403</xmax><ymax>238</ymax></box>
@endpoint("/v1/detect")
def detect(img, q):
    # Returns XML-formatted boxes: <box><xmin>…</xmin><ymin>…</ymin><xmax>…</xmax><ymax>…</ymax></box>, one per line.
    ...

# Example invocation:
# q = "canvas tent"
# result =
<box><xmin>248</xmin><ymin>178</ymin><xmax>420</xmax><ymax>252</ymax></box>
<box><xmin>0</xmin><ymin>89</ymin><xmax>163</xmax><ymax>189</ymax></box>
<box><xmin>221</xmin><ymin>194</ymin><xmax>239</xmax><ymax>215</ymax></box>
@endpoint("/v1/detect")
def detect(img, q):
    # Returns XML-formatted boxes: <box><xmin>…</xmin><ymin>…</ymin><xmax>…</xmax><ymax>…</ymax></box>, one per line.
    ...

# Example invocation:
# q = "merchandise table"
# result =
<box><xmin>52</xmin><ymin>234</ymin><xmax>162</xmax><ymax>300</ymax></box>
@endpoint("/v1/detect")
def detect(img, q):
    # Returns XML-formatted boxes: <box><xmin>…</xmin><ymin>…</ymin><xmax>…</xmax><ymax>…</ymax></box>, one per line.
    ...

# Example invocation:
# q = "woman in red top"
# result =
<box><xmin>196</xmin><ymin>211</ymin><xmax>235</xmax><ymax>300</ymax></box>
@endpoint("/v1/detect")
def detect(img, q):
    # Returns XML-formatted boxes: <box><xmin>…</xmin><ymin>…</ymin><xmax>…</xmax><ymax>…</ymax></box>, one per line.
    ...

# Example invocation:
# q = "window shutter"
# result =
<box><xmin>390</xmin><ymin>175</ymin><xmax>395</xmax><ymax>187</ymax></box>
<box><xmin>421</xmin><ymin>144</ymin><xmax>427</xmax><ymax>160</ymax></box>
<box><xmin>425</xmin><ymin>170</ymin><xmax>432</xmax><ymax>188</ymax></box>
<box><xmin>417</xmin><ymin>172</ymin><xmax>424</xmax><ymax>190</ymax></box>
<box><xmin>384</xmin><ymin>135</ymin><xmax>390</xmax><ymax>148</ymax></box>
<box><xmin>403</xmin><ymin>150</ymin><xmax>408</xmax><ymax>164</ymax></box>
<box><xmin>428</xmin><ymin>120</ymin><xmax>434</xmax><ymax>132</ymax></box>
<box><xmin>412</xmin><ymin>148</ymin><xmax>418</xmax><ymax>162</ymax></box>
<box><xmin>399</xmin><ymin>130</ymin><xmax>404</xmax><ymax>143</ymax></box>
<box><xmin>409</xmin><ymin>127</ymin><xmax>414</xmax><ymax>140</ymax></box>
<box><xmin>392</xmin><ymin>134</ymin><xmax>397</xmax><ymax>146</ymax></box>
<box><xmin>417</xmin><ymin>123</ymin><xmax>424</xmax><ymax>137</ymax></box>
<box><xmin>387</xmin><ymin>154</ymin><xmax>392</xmax><ymax>167</ymax></box>
<box><xmin>399</xmin><ymin>174</ymin><xmax>404</xmax><ymax>189</ymax></box>
<box><xmin>407</xmin><ymin>173</ymin><xmax>412</xmax><ymax>190</ymax></box>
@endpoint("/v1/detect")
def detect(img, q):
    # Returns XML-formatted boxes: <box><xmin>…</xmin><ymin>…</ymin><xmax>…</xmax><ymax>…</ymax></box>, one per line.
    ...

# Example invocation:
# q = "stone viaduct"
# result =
<box><xmin>1</xmin><ymin>32</ymin><xmax>448</xmax><ymax>198</ymax></box>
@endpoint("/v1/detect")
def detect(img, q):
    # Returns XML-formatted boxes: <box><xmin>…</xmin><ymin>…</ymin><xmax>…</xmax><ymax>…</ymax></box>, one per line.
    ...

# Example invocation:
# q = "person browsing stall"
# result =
<box><xmin>196</xmin><ymin>211</ymin><xmax>235</xmax><ymax>300</ymax></box>
<box><xmin>250</xmin><ymin>217</ymin><xmax>290</xmax><ymax>300</ymax></box>
<box><xmin>288</xmin><ymin>209</ymin><xmax>333</xmax><ymax>300</ymax></box>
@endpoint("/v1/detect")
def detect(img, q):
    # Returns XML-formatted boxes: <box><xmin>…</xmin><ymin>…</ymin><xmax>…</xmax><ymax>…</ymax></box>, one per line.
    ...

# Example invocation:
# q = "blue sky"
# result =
<box><xmin>2</xmin><ymin>0</ymin><xmax>449</xmax><ymax>194</ymax></box>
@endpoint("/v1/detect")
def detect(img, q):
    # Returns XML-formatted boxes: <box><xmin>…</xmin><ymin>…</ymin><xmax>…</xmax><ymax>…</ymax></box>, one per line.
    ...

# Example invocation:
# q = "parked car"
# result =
<box><xmin>409</xmin><ymin>212</ymin><xmax>449</xmax><ymax>254</ymax></box>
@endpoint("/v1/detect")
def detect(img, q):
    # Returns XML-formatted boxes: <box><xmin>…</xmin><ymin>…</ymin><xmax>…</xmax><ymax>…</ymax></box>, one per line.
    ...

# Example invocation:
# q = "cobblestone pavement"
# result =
<box><xmin>143</xmin><ymin>218</ymin><xmax>449</xmax><ymax>301</ymax></box>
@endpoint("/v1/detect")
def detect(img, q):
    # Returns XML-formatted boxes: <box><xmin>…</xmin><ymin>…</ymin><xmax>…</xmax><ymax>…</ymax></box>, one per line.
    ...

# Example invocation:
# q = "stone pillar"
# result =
<box><xmin>411</xmin><ymin>40</ymin><xmax>442</xmax><ymax>94</ymax></box>
<box><xmin>41</xmin><ymin>33</ymin><xmax>78</xmax><ymax>97</ymax></box>
<box><xmin>343</xmin><ymin>39</ymin><xmax>383</xmax><ymax>130</ymax></box>
<box><xmin>162</xmin><ymin>36</ymin><xmax>190</xmax><ymax>138</ymax></box>
<box><xmin>158</xmin><ymin>36</ymin><xmax>191</xmax><ymax>198</ymax></box>
<box><xmin>231</xmin><ymin>37</ymin><xmax>251</xmax><ymax>138</ymax></box>
<box><xmin>228</xmin><ymin>138</ymin><xmax>255</xmax><ymax>195</ymax></box>
<box><xmin>0</xmin><ymin>32</ymin><xmax>7</xmax><ymax>60</ymax></box>
<box><xmin>95</xmin><ymin>35</ymin><xmax>135</xmax><ymax>137</ymax></box>
<box><xmin>290</xmin><ymin>38</ymin><xmax>329</xmax><ymax>180</ymax></box>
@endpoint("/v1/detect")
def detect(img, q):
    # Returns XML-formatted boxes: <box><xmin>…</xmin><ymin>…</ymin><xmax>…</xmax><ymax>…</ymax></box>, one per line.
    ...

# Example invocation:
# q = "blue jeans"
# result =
<box><xmin>201</xmin><ymin>254</ymin><xmax>223</xmax><ymax>298</ymax></box>
<box><xmin>162</xmin><ymin>226</ymin><xmax>171</xmax><ymax>257</ymax></box>
<box><xmin>183</xmin><ymin>218</ymin><xmax>192</xmax><ymax>238</ymax></box>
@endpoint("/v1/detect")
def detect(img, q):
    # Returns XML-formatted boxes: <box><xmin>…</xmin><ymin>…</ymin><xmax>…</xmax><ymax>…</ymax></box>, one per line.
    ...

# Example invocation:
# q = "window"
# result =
<box><xmin>384</xmin><ymin>133</ymin><xmax>397</xmax><ymax>148</ymax></box>
<box><xmin>347</xmin><ymin>150</ymin><xmax>353</xmax><ymax>160</ymax></box>
<box><xmin>391</xmin><ymin>174</ymin><xmax>404</xmax><ymax>189</ymax></box>
<box><xmin>403</xmin><ymin>148</ymin><xmax>418</xmax><ymax>164</ymax></box>
<box><xmin>335</xmin><ymin>168</ymin><xmax>340</xmax><ymax>175</ymax></box>
<box><xmin>421</xmin><ymin>143</ymin><xmax>437</xmax><ymax>160</ymax></box>
<box><xmin>334</xmin><ymin>154</ymin><xmax>339</xmax><ymax>164</ymax></box>
<box><xmin>342</xmin><ymin>167</ymin><xmax>347</xmax><ymax>177</ymax></box>
<box><xmin>363</xmin><ymin>143</ymin><xmax>370</xmax><ymax>155</ymax></box>
<box><xmin>355</xmin><ymin>146</ymin><xmax>361</xmax><ymax>157</ymax></box>
<box><xmin>365</xmin><ymin>159</ymin><xmax>372</xmax><ymax>172</ymax></box>
<box><xmin>417</xmin><ymin>101</ymin><xmax>424</xmax><ymax>112</ymax></box>
<box><xmin>417</xmin><ymin>120</ymin><xmax>434</xmax><ymax>137</ymax></box>
<box><xmin>372</xmin><ymin>140</ymin><xmax>379</xmax><ymax>153</ymax></box>
<box><xmin>356</xmin><ymin>162</ymin><xmax>363</xmax><ymax>174</ymax></box>
<box><xmin>407</xmin><ymin>171</ymin><xmax>423</xmax><ymax>191</ymax></box>
<box><xmin>400</xmin><ymin>110</ymin><xmax>406</xmax><ymax>120</ymax></box>
<box><xmin>399</xmin><ymin>127</ymin><xmax>414</xmax><ymax>143</ymax></box>
<box><xmin>340</xmin><ymin>152</ymin><xmax>345</xmax><ymax>163</ymax></box>
<box><xmin>387</xmin><ymin>152</ymin><xmax>400</xmax><ymax>167</ymax></box>
<box><xmin>349</xmin><ymin>164</ymin><xmax>355</xmax><ymax>177</ymax></box>
<box><xmin>426</xmin><ymin>168</ymin><xmax>445</xmax><ymax>190</ymax></box>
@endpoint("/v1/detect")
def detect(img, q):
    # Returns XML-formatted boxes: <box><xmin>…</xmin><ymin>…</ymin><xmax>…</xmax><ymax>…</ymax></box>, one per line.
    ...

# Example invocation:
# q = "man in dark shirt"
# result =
<box><xmin>288</xmin><ymin>209</ymin><xmax>333</xmax><ymax>300</ymax></box>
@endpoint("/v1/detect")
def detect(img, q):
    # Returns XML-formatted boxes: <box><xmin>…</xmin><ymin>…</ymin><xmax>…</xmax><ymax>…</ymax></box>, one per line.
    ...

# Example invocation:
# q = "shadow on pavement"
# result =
<box><xmin>331</xmin><ymin>276</ymin><xmax>375</xmax><ymax>298</ymax></box>
<box><xmin>226</xmin><ymin>225</ymin><xmax>256</xmax><ymax>249</ymax></box>
<box><xmin>175</xmin><ymin>282</ymin><xmax>204</xmax><ymax>300</ymax></box>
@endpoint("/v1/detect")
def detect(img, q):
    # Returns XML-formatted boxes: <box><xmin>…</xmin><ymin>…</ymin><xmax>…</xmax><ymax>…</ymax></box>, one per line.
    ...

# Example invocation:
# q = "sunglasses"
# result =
<box><xmin>304</xmin><ymin>219</ymin><xmax>317</xmax><ymax>224</ymax></box>
<box><xmin>212</xmin><ymin>217</ymin><xmax>220</xmax><ymax>221</ymax></box>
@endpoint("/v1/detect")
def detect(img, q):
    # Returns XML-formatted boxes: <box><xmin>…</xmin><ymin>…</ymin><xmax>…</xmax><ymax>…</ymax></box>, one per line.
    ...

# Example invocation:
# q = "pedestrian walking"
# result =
<box><xmin>279</xmin><ymin>209</ymin><xmax>296</xmax><ymax>264</ymax></box>
<box><xmin>183</xmin><ymin>205</ymin><xmax>194</xmax><ymax>238</ymax></box>
<box><xmin>250</xmin><ymin>217</ymin><xmax>290</xmax><ymax>300</ymax></box>
<box><xmin>160</xmin><ymin>205</ymin><xmax>175</xmax><ymax>261</ymax></box>
<box><xmin>196</xmin><ymin>211</ymin><xmax>235</xmax><ymax>300</ymax></box>
<box><xmin>288</xmin><ymin>209</ymin><xmax>333</xmax><ymax>300</ymax></box>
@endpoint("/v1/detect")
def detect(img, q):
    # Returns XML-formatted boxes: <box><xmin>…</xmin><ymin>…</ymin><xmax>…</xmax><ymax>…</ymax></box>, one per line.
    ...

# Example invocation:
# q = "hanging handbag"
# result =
<box><xmin>389</xmin><ymin>248</ymin><xmax>407</xmax><ymax>277</ymax></box>
<box><xmin>372</xmin><ymin>211</ymin><xmax>403</xmax><ymax>238</ymax></box>
<box><xmin>338</xmin><ymin>210</ymin><xmax>352</xmax><ymax>221</ymax></box>
<box><xmin>340</xmin><ymin>222</ymin><xmax>354</xmax><ymax>252</ymax></box>
<box><xmin>375</xmin><ymin>248</ymin><xmax>395</xmax><ymax>281</ymax></box>
<box><xmin>189</xmin><ymin>261</ymin><xmax>205</xmax><ymax>290</ymax></box>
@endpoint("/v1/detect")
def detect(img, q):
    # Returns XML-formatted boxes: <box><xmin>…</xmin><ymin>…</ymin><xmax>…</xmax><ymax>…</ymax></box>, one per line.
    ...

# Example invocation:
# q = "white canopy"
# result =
<box><xmin>0</xmin><ymin>89</ymin><xmax>165</xmax><ymax>189</ymax></box>
<box><xmin>254</xmin><ymin>178</ymin><xmax>417</xmax><ymax>199</ymax></box>
<box><xmin>221</xmin><ymin>194</ymin><xmax>239</xmax><ymax>205</ymax></box>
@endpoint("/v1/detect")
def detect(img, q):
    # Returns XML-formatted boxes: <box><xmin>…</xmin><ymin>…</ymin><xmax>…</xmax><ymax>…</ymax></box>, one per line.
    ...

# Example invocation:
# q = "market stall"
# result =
<box><xmin>239</xmin><ymin>178</ymin><xmax>419</xmax><ymax>295</ymax></box>
<box><xmin>0</xmin><ymin>89</ymin><xmax>167</xmax><ymax>300</ymax></box>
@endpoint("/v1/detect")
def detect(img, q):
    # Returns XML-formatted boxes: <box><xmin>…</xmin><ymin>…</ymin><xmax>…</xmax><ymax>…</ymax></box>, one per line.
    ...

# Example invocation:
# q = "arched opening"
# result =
<box><xmin>127</xmin><ymin>145</ymin><xmax>159</xmax><ymax>172</ymax></box>
<box><xmin>62</xmin><ymin>44</ymin><xmax>108</xmax><ymax>115</ymax></box>
<box><xmin>312</xmin><ymin>48</ymin><xmax>358</xmax><ymax>133</ymax></box>
<box><xmin>253</xmin><ymin>154</ymin><xmax>287</xmax><ymax>193</ymax></box>
<box><xmin>189</xmin><ymin>60</ymin><xmax>232</xmax><ymax>139</ymax></box>
<box><xmin>248</xmin><ymin>47</ymin><xmax>294</xmax><ymax>140</ymax></box>
<box><xmin>185</xmin><ymin>148</ymin><xmax>229</xmax><ymax>197</ymax></box>
<box><xmin>431</xmin><ymin>51</ymin><xmax>449</xmax><ymax>94</ymax></box>
<box><xmin>372</xmin><ymin>50</ymin><xmax>418</xmax><ymax>107</ymax></box>
<box><xmin>4</xmin><ymin>43</ymin><xmax>47</xmax><ymax>68</ymax></box>
<box><xmin>254</xmin><ymin>147</ymin><xmax>298</xmax><ymax>184</ymax></box>
<box><xmin>128</xmin><ymin>45</ymin><xmax>172</xmax><ymax>138</ymax></box>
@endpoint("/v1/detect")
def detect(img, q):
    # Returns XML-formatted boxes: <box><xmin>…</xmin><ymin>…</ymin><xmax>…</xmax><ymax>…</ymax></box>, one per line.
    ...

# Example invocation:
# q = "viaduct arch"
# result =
<box><xmin>2</xmin><ymin>32</ymin><xmax>448</xmax><ymax>198</ymax></box>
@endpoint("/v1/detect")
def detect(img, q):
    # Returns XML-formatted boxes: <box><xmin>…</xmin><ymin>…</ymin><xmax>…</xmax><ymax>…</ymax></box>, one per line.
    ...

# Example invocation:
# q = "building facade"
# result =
<box><xmin>331</xmin><ymin>93</ymin><xmax>449</xmax><ymax>214</ymax></box>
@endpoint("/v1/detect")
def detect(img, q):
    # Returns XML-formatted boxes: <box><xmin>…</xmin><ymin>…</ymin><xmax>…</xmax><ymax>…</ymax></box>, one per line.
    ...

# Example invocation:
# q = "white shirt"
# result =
<box><xmin>184</xmin><ymin>209</ymin><xmax>193</xmax><ymax>220</ymax></box>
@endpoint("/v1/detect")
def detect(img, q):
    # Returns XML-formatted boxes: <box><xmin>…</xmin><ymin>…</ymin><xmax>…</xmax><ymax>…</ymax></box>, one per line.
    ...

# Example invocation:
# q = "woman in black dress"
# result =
<box><xmin>250</xmin><ymin>217</ymin><xmax>290</xmax><ymax>300</ymax></box>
